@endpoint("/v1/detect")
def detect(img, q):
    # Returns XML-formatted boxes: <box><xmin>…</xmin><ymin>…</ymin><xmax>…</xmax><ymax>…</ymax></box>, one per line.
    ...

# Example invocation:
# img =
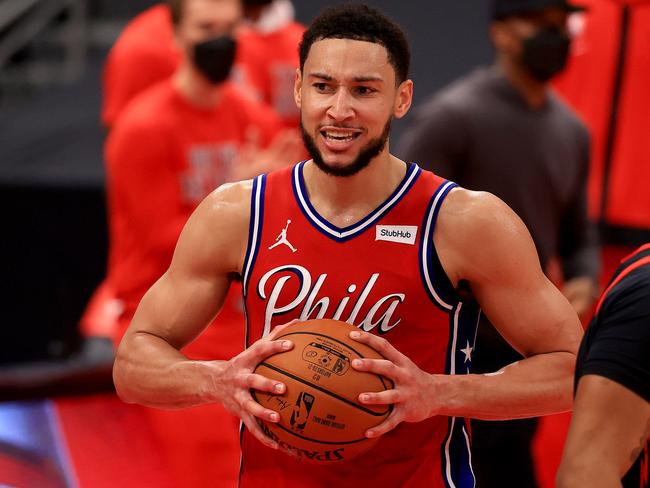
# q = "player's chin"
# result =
<box><xmin>317</xmin><ymin>158</ymin><xmax>360</xmax><ymax>177</ymax></box>
<box><xmin>322</xmin><ymin>155</ymin><xmax>355</xmax><ymax>169</ymax></box>
<box><xmin>319</xmin><ymin>144</ymin><xmax>360</xmax><ymax>166</ymax></box>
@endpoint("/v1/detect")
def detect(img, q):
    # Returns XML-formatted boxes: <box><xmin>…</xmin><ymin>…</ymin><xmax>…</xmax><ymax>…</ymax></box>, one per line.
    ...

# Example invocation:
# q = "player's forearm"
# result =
<box><xmin>113</xmin><ymin>331</ymin><xmax>224</xmax><ymax>409</ymax></box>
<box><xmin>436</xmin><ymin>351</ymin><xmax>576</xmax><ymax>419</ymax></box>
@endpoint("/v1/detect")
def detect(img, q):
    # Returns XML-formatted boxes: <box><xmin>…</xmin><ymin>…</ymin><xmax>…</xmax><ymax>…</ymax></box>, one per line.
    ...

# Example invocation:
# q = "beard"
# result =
<box><xmin>300</xmin><ymin>119</ymin><xmax>392</xmax><ymax>177</ymax></box>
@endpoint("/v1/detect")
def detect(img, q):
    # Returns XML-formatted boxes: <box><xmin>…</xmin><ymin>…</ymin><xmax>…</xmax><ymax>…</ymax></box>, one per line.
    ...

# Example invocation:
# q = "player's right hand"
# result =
<box><xmin>212</xmin><ymin>322</ymin><xmax>295</xmax><ymax>450</ymax></box>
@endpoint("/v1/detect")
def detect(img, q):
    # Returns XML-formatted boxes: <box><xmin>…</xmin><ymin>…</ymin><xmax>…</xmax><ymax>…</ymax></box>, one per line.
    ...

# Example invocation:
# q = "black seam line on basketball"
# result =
<box><xmin>276</xmin><ymin>419</ymin><xmax>368</xmax><ymax>446</ymax></box>
<box><xmin>274</xmin><ymin>330</ymin><xmax>393</xmax><ymax>391</ymax></box>
<box><xmin>249</xmin><ymin>390</ymin><xmax>369</xmax><ymax>447</ymax></box>
<box><xmin>250</xmin><ymin>391</ymin><xmax>368</xmax><ymax>446</ymax></box>
<box><xmin>258</xmin><ymin>362</ymin><xmax>390</xmax><ymax>417</ymax></box>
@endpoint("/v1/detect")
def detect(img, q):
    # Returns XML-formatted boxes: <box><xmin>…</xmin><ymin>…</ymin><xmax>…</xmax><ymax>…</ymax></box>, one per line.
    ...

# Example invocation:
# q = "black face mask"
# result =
<box><xmin>521</xmin><ymin>27</ymin><xmax>571</xmax><ymax>82</ymax></box>
<box><xmin>192</xmin><ymin>35</ymin><xmax>237</xmax><ymax>84</ymax></box>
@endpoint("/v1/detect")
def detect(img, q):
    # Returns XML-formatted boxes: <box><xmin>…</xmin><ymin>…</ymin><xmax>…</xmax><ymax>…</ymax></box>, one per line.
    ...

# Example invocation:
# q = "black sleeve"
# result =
<box><xmin>581</xmin><ymin>273</ymin><xmax>650</xmax><ymax>402</ymax></box>
<box><xmin>559</xmin><ymin>125</ymin><xmax>600</xmax><ymax>281</ymax></box>
<box><xmin>395</xmin><ymin>97</ymin><xmax>467</xmax><ymax>181</ymax></box>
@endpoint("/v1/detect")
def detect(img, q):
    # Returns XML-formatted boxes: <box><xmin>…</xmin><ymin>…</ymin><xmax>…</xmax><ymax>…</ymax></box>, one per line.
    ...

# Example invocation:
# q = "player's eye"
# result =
<box><xmin>313</xmin><ymin>82</ymin><xmax>331</xmax><ymax>93</ymax></box>
<box><xmin>355</xmin><ymin>86</ymin><xmax>376</xmax><ymax>96</ymax></box>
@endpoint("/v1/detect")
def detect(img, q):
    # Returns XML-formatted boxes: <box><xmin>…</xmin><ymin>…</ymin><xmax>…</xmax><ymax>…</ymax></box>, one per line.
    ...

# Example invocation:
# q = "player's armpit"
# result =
<box><xmin>556</xmin><ymin>374</ymin><xmax>650</xmax><ymax>488</ymax></box>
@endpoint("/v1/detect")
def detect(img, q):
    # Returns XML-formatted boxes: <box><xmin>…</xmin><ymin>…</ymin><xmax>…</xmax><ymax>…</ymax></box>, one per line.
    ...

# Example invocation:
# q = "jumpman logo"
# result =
<box><xmin>268</xmin><ymin>219</ymin><xmax>297</xmax><ymax>253</ymax></box>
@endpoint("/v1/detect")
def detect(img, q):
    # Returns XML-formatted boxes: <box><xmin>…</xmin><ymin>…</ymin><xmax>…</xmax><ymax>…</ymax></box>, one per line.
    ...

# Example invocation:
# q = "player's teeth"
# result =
<box><xmin>325</xmin><ymin>131</ymin><xmax>355</xmax><ymax>141</ymax></box>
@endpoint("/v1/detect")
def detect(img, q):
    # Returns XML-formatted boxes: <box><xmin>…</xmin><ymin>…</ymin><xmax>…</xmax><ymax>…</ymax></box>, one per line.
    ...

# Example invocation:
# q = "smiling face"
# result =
<box><xmin>294</xmin><ymin>38</ymin><xmax>413</xmax><ymax>177</ymax></box>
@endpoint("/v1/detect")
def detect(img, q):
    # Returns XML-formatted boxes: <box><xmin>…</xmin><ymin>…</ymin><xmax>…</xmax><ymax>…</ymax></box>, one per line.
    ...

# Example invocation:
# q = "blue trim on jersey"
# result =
<box><xmin>419</xmin><ymin>180</ymin><xmax>458</xmax><ymax>312</ymax></box>
<box><xmin>292</xmin><ymin>161</ymin><xmax>422</xmax><ymax>242</ymax></box>
<box><xmin>441</xmin><ymin>417</ymin><xmax>476</xmax><ymax>488</ymax></box>
<box><xmin>440</xmin><ymin>302</ymin><xmax>480</xmax><ymax>488</ymax></box>
<box><xmin>242</xmin><ymin>174</ymin><xmax>266</xmax><ymax>297</ymax></box>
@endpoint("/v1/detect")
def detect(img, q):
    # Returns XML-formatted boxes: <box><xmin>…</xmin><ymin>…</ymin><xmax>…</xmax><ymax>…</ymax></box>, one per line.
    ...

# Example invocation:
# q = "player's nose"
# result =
<box><xmin>326</xmin><ymin>89</ymin><xmax>354</xmax><ymax>121</ymax></box>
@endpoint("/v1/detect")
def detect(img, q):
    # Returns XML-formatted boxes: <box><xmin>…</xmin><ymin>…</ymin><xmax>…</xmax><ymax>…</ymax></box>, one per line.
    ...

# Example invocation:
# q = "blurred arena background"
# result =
<box><xmin>0</xmin><ymin>0</ymin><xmax>492</xmax><ymax>370</ymax></box>
<box><xmin>0</xmin><ymin>0</ymin><xmax>647</xmax><ymax>486</ymax></box>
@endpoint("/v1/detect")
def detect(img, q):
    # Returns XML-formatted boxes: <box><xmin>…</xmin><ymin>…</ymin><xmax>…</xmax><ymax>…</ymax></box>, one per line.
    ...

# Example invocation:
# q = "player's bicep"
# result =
<box><xmin>130</xmin><ymin>265</ymin><xmax>229</xmax><ymax>350</ymax></box>
<box><xmin>477</xmin><ymin>269</ymin><xmax>580</xmax><ymax>357</ymax></box>
<box><xmin>563</xmin><ymin>374</ymin><xmax>650</xmax><ymax>477</ymax></box>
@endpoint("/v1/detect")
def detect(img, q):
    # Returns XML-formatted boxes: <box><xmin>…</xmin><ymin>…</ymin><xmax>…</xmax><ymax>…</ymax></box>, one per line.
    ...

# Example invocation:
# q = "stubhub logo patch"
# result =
<box><xmin>375</xmin><ymin>225</ymin><xmax>418</xmax><ymax>245</ymax></box>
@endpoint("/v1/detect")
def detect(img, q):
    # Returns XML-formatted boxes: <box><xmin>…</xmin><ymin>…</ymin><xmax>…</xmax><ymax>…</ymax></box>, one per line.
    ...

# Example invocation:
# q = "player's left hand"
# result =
<box><xmin>349</xmin><ymin>330</ymin><xmax>441</xmax><ymax>438</ymax></box>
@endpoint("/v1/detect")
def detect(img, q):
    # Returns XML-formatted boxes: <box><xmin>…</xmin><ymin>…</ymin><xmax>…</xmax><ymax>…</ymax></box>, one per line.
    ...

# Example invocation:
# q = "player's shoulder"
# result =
<box><xmin>174</xmin><ymin>180</ymin><xmax>255</xmax><ymax>273</ymax></box>
<box><xmin>197</xmin><ymin>179</ymin><xmax>255</xmax><ymax>226</ymax></box>
<box><xmin>435</xmin><ymin>187</ymin><xmax>538</xmax><ymax>282</ymax></box>
<box><xmin>439</xmin><ymin>187</ymin><xmax>516</xmax><ymax>230</ymax></box>
<box><xmin>437</xmin><ymin>188</ymin><xmax>531</xmax><ymax>256</ymax></box>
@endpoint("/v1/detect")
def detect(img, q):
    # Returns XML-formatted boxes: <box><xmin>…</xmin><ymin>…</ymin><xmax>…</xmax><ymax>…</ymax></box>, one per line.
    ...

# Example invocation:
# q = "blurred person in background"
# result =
<box><xmin>553</xmin><ymin>0</ymin><xmax>650</xmax><ymax>277</ymax></box>
<box><xmin>102</xmin><ymin>0</ymin><xmax>302</xmax><ymax>486</ymax></box>
<box><xmin>397</xmin><ymin>0</ymin><xmax>598</xmax><ymax>486</ymax></box>
<box><xmin>101</xmin><ymin>0</ymin><xmax>303</xmax><ymax>129</ymax></box>
<box><xmin>557</xmin><ymin>244</ymin><xmax>650</xmax><ymax>488</ymax></box>
<box><xmin>237</xmin><ymin>0</ymin><xmax>305</xmax><ymax>128</ymax></box>
<box><xmin>101</xmin><ymin>2</ymin><xmax>179</xmax><ymax>128</ymax></box>
<box><xmin>88</xmin><ymin>0</ymin><xmax>304</xmax><ymax>338</ymax></box>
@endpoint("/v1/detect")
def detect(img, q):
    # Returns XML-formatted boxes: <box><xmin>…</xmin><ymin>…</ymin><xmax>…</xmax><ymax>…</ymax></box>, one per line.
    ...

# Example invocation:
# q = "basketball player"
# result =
<box><xmin>557</xmin><ymin>244</ymin><xmax>650</xmax><ymax>488</ymax></box>
<box><xmin>113</xmin><ymin>5</ymin><xmax>584</xmax><ymax>487</ymax></box>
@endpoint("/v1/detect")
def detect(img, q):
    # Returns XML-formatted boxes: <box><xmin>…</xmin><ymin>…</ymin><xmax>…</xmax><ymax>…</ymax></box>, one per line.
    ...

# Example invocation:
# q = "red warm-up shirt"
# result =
<box><xmin>102</xmin><ymin>4</ymin><xmax>305</xmax><ymax>129</ymax></box>
<box><xmin>553</xmin><ymin>0</ymin><xmax>650</xmax><ymax>237</ymax></box>
<box><xmin>237</xmin><ymin>21</ymin><xmax>305</xmax><ymax>128</ymax></box>
<box><xmin>102</xmin><ymin>4</ymin><xmax>179</xmax><ymax>127</ymax></box>
<box><xmin>105</xmin><ymin>80</ymin><xmax>280</xmax><ymax>356</ymax></box>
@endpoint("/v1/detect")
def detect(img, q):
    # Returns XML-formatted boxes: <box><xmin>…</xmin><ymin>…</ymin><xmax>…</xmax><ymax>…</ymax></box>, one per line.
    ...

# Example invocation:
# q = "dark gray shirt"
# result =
<box><xmin>397</xmin><ymin>66</ymin><xmax>599</xmax><ymax>280</ymax></box>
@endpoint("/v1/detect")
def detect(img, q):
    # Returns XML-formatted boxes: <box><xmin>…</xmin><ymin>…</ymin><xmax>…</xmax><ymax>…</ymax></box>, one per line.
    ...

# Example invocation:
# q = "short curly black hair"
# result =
<box><xmin>299</xmin><ymin>4</ymin><xmax>411</xmax><ymax>84</ymax></box>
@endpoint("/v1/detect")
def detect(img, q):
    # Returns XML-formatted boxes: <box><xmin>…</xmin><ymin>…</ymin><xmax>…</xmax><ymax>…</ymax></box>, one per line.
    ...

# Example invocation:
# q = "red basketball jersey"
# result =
<box><xmin>240</xmin><ymin>162</ymin><xmax>479</xmax><ymax>487</ymax></box>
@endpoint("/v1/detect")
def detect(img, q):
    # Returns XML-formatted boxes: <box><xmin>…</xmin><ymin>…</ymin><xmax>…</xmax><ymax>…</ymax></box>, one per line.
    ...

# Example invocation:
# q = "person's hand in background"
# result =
<box><xmin>563</xmin><ymin>276</ymin><xmax>598</xmax><ymax>319</ymax></box>
<box><xmin>232</xmin><ymin>126</ymin><xmax>304</xmax><ymax>180</ymax></box>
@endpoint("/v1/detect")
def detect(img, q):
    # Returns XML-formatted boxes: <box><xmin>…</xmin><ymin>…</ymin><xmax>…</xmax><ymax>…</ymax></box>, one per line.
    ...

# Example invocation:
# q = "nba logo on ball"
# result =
<box><xmin>290</xmin><ymin>392</ymin><xmax>315</xmax><ymax>432</ymax></box>
<box><xmin>253</xmin><ymin>319</ymin><xmax>393</xmax><ymax>463</ymax></box>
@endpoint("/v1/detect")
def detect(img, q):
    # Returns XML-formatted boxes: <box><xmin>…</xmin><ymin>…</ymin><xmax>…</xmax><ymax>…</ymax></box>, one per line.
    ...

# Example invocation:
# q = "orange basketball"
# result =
<box><xmin>252</xmin><ymin>319</ymin><xmax>393</xmax><ymax>463</ymax></box>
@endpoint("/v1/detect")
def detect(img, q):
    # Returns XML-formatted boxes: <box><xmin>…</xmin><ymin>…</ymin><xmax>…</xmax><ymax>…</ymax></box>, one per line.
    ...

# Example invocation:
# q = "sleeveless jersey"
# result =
<box><xmin>240</xmin><ymin>161</ymin><xmax>481</xmax><ymax>488</ymax></box>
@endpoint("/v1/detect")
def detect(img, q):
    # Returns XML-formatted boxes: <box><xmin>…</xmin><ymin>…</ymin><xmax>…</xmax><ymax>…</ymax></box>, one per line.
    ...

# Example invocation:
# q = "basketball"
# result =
<box><xmin>252</xmin><ymin>319</ymin><xmax>393</xmax><ymax>463</ymax></box>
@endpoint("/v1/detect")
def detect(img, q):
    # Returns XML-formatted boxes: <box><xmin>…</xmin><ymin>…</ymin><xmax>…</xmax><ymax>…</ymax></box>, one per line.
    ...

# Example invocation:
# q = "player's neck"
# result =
<box><xmin>496</xmin><ymin>57</ymin><xmax>548</xmax><ymax>110</ymax></box>
<box><xmin>173</xmin><ymin>63</ymin><xmax>224</xmax><ymax>108</ymax></box>
<box><xmin>304</xmin><ymin>150</ymin><xmax>407</xmax><ymax>226</ymax></box>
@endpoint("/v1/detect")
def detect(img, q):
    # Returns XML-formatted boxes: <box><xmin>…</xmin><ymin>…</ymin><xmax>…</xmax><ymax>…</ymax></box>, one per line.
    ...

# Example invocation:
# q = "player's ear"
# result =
<box><xmin>393</xmin><ymin>79</ymin><xmax>413</xmax><ymax>119</ymax></box>
<box><xmin>294</xmin><ymin>68</ymin><xmax>303</xmax><ymax>109</ymax></box>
